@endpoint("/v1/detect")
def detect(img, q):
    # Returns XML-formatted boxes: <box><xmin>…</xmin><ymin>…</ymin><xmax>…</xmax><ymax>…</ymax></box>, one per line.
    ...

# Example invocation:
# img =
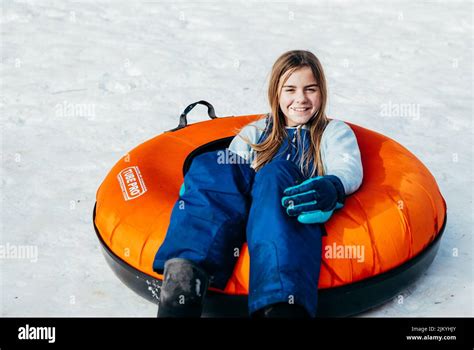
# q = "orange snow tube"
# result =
<box><xmin>93</xmin><ymin>101</ymin><xmax>447</xmax><ymax>316</ymax></box>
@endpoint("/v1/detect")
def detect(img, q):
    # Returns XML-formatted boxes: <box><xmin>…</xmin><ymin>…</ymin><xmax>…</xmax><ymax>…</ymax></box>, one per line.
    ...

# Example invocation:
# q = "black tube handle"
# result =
<box><xmin>168</xmin><ymin>100</ymin><xmax>217</xmax><ymax>132</ymax></box>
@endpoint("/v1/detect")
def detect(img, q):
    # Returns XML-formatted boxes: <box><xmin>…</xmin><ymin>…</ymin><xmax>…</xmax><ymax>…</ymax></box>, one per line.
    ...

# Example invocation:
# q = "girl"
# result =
<box><xmin>153</xmin><ymin>50</ymin><xmax>363</xmax><ymax>318</ymax></box>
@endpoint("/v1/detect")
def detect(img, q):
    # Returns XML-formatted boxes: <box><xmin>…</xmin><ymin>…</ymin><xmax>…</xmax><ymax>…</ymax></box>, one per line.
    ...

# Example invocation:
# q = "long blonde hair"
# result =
<box><xmin>243</xmin><ymin>50</ymin><xmax>329</xmax><ymax>177</ymax></box>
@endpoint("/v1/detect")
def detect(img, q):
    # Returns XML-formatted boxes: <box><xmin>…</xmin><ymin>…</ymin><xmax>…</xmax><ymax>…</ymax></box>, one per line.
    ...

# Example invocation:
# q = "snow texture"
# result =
<box><xmin>1</xmin><ymin>0</ymin><xmax>472</xmax><ymax>317</ymax></box>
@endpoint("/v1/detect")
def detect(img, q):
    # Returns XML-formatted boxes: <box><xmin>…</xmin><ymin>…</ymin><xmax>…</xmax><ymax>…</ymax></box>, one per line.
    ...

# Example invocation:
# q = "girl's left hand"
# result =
<box><xmin>281</xmin><ymin>175</ymin><xmax>345</xmax><ymax>224</ymax></box>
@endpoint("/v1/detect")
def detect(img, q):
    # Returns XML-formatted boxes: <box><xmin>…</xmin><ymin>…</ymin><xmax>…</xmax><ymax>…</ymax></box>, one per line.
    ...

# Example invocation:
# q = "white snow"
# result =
<box><xmin>1</xmin><ymin>0</ymin><xmax>472</xmax><ymax>317</ymax></box>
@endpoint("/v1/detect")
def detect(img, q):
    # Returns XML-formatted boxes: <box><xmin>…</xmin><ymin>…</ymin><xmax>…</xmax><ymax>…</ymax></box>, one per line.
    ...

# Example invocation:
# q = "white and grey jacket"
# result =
<box><xmin>227</xmin><ymin>117</ymin><xmax>364</xmax><ymax>195</ymax></box>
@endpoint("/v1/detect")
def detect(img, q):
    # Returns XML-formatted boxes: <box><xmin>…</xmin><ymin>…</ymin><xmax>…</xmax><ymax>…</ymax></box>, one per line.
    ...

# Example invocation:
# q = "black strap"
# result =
<box><xmin>168</xmin><ymin>100</ymin><xmax>217</xmax><ymax>132</ymax></box>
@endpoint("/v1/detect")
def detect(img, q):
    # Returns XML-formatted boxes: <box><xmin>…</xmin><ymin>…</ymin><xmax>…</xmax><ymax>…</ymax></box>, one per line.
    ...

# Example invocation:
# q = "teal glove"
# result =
<box><xmin>179</xmin><ymin>182</ymin><xmax>186</xmax><ymax>196</ymax></box>
<box><xmin>281</xmin><ymin>175</ymin><xmax>345</xmax><ymax>224</ymax></box>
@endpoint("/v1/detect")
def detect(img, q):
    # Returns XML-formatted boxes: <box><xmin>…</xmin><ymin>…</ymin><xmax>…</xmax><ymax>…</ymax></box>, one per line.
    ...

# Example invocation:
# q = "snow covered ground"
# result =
<box><xmin>1</xmin><ymin>0</ymin><xmax>472</xmax><ymax>317</ymax></box>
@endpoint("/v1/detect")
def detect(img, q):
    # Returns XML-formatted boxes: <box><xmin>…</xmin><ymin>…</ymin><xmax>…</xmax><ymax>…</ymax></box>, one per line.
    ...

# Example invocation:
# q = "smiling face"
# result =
<box><xmin>279</xmin><ymin>66</ymin><xmax>321</xmax><ymax>127</ymax></box>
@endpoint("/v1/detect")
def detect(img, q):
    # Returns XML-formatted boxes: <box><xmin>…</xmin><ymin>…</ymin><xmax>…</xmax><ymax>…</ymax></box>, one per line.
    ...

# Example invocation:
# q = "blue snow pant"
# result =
<box><xmin>153</xmin><ymin>150</ymin><xmax>323</xmax><ymax>317</ymax></box>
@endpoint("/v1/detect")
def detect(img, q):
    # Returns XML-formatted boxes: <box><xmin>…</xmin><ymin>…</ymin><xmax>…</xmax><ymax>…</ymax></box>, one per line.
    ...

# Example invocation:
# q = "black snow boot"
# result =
<box><xmin>157</xmin><ymin>258</ymin><xmax>209</xmax><ymax>318</ymax></box>
<box><xmin>252</xmin><ymin>302</ymin><xmax>311</xmax><ymax>318</ymax></box>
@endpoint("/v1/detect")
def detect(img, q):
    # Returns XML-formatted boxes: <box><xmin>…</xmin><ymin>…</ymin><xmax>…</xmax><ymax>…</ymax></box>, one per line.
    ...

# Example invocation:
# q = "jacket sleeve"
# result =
<box><xmin>320</xmin><ymin>120</ymin><xmax>363</xmax><ymax>196</ymax></box>
<box><xmin>227</xmin><ymin>118</ymin><xmax>267</xmax><ymax>163</ymax></box>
